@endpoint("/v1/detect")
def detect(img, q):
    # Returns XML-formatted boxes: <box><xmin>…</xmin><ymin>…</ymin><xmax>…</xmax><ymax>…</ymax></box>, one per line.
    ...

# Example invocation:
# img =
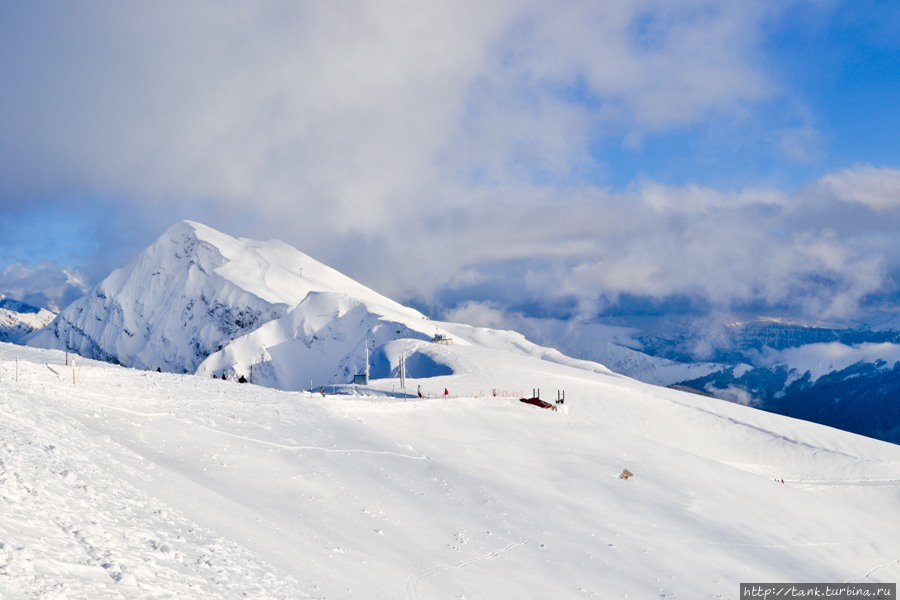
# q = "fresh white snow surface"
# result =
<box><xmin>2</xmin><ymin>342</ymin><xmax>899</xmax><ymax>599</ymax></box>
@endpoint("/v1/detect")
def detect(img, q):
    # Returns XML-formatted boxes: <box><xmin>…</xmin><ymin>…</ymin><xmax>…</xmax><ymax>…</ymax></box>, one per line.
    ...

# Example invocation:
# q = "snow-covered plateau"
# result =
<box><xmin>2</xmin><ymin>342</ymin><xmax>899</xmax><ymax>599</ymax></box>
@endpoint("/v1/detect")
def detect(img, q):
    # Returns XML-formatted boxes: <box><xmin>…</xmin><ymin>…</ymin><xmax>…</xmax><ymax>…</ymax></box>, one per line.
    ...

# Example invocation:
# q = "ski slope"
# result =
<box><xmin>1</xmin><ymin>342</ymin><xmax>899</xmax><ymax>599</ymax></box>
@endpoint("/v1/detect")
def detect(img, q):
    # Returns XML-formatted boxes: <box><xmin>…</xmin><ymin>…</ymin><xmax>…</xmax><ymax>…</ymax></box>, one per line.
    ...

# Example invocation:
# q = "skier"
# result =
<box><xmin>221</xmin><ymin>373</ymin><xmax>227</xmax><ymax>381</ymax></box>
<box><xmin>417</xmin><ymin>385</ymin><xmax>423</xmax><ymax>399</ymax></box>
<box><xmin>444</xmin><ymin>388</ymin><xmax>449</xmax><ymax>398</ymax></box>
<box><xmin>238</xmin><ymin>375</ymin><xmax>247</xmax><ymax>383</ymax></box>
<box><xmin>320</xmin><ymin>386</ymin><xmax>326</xmax><ymax>397</ymax></box>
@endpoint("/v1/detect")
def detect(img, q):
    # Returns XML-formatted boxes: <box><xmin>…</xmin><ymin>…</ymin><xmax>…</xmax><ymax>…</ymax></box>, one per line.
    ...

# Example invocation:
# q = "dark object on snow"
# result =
<box><xmin>221</xmin><ymin>373</ymin><xmax>227</xmax><ymax>381</ymax></box>
<box><xmin>619</xmin><ymin>469</ymin><xmax>634</xmax><ymax>480</ymax></box>
<box><xmin>519</xmin><ymin>396</ymin><xmax>555</xmax><ymax>410</ymax></box>
<box><xmin>156</xmin><ymin>367</ymin><xmax>161</xmax><ymax>372</ymax></box>
<box><xmin>238</xmin><ymin>375</ymin><xmax>247</xmax><ymax>383</ymax></box>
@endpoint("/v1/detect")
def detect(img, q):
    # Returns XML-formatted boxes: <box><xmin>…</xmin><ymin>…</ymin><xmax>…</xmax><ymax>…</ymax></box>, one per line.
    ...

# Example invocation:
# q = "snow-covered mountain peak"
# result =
<box><xmin>155</xmin><ymin>220</ymin><xmax>423</xmax><ymax>317</ymax></box>
<box><xmin>0</xmin><ymin>295</ymin><xmax>55</xmax><ymax>343</ymax></box>
<box><xmin>25</xmin><ymin>221</ymin><xmax>428</xmax><ymax>375</ymax></box>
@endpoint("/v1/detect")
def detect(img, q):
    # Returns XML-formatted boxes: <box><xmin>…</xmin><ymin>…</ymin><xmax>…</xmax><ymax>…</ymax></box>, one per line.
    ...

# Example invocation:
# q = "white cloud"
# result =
<box><xmin>0</xmin><ymin>1</ymin><xmax>784</xmax><ymax>217</ymax></box>
<box><xmin>420</xmin><ymin>171</ymin><xmax>900</xmax><ymax>323</ymax></box>
<box><xmin>759</xmin><ymin>342</ymin><xmax>900</xmax><ymax>382</ymax></box>
<box><xmin>818</xmin><ymin>166</ymin><xmax>900</xmax><ymax>213</ymax></box>
<box><xmin>443</xmin><ymin>301</ymin><xmax>519</xmax><ymax>331</ymax></box>
<box><xmin>3</xmin><ymin>0</ymin><xmax>895</xmax><ymax>327</ymax></box>
<box><xmin>0</xmin><ymin>263</ymin><xmax>89</xmax><ymax>312</ymax></box>
<box><xmin>708</xmin><ymin>384</ymin><xmax>759</xmax><ymax>407</ymax></box>
<box><xmin>443</xmin><ymin>300</ymin><xmax>642</xmax><ymax>358</ymax></box>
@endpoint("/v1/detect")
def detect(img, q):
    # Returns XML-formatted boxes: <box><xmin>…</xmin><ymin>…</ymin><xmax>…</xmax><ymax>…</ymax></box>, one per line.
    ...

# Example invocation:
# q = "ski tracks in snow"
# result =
<box><xmin>405</xmin><ymin>531</ymin><xmax>544</xmax><ymax>600</ymax></box>
<box><xmin>0</xmin><ymin>401</ymin><xmax>307</xmax><ymax>599</ymax></box>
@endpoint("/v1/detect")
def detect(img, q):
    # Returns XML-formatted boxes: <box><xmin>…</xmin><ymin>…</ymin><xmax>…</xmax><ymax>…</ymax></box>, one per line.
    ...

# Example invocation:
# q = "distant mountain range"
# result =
<box><xmin>528</xmin><ymin>317</ymin><xmax>900</xmax><ymax>443</ymax></box>
<box><xmin>0</xmin><ymin>295</ymin><xmax>55</xmax><ymax>343</ymax></box>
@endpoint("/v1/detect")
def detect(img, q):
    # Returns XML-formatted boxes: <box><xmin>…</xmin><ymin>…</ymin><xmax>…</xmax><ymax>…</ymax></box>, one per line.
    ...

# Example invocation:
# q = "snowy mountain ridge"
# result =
<box><xmin>26</xmin><ymin>221</ymin><xmax>610</xmax><ymax>390</ymax></box>
<box><xmin>0</xmin><ymin>294</ymin><xmax>55</xmax><ymax>344</ymax></box>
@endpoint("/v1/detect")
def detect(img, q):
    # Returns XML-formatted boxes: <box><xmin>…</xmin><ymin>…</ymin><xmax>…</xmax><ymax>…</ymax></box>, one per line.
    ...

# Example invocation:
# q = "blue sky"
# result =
<box><xmin>2</xmin><ymin>1</ymin><xmax>900</xmax><ymax>325</ymax></box>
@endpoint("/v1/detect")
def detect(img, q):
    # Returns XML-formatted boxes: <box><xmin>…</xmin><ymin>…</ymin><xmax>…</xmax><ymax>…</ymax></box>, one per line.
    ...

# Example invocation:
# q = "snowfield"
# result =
<box><xmin>2</xmin><ymin>342</ymin><xmax>899</xmax><ymax>599</ymax></box>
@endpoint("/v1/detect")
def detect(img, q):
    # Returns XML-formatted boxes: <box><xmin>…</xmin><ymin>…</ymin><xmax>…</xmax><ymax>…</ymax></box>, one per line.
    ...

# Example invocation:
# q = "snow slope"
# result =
<box><xmin>2</xmin><ymin>341</ymin><xmax>899</xmax><ymax>599</ymax></box>
<box><xmin>199</xmin><ymin>289</ymin><xmax>612</xmax><ymax>392</ymax></box>
<box><xmin>25</xmin><ymin>221</ymin><xmax>422</xmax><ymax>374</ymax></box>
<box><xmin>0</xmin><ymin>296</ymin><xmax>55</xmax><ymax>344</ymax></box>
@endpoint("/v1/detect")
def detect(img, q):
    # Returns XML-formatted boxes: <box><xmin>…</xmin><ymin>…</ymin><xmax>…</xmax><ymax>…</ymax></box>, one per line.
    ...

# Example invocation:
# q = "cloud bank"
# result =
<box><xmin>0</xmin><ymin>263</ymin><xmax>88</xmax><ymax>312</ymax></box>
<box><xmin>2</xmin><ymin>1</ymin><xmax>898</xmax><ymax>327</ymax></box>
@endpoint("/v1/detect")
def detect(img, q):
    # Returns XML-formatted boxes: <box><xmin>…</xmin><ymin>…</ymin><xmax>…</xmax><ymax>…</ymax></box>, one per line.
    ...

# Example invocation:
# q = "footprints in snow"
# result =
<box><xmin>0</xmin><ymin>406</ymin><xmax>305</xmax><ymax>597</ymax></box>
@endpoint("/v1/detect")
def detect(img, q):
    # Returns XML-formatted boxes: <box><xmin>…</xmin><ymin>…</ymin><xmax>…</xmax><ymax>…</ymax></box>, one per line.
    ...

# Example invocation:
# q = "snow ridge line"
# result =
<box><xmin>405</xmin><ymin>532</ymin><xmax>543</xmax><ymax>600</ymax></box>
